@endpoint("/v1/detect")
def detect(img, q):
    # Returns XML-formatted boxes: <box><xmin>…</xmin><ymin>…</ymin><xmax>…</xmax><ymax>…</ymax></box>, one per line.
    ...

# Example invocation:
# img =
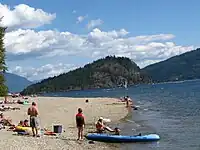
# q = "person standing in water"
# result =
<box><xmin>76</xmin><ymin>108</ymin><xmax>85</xmax><ymax>140</ymax></box>
<box><xmin>27</xmin><ymin>102</ymin><xmax>39</xmax><ymax>137</ymax></box>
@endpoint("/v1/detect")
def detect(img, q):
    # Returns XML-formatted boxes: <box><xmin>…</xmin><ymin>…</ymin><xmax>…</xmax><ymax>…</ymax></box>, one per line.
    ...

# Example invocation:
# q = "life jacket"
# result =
<box><xmin>96</xmin><ymin>121</ymin><xmax>103</xmax><ymax>130</ymax></box>
<box><xmin>76</xmin><ymin>113</ymin><xmax>84</xmax><ymax>126</ymax></box>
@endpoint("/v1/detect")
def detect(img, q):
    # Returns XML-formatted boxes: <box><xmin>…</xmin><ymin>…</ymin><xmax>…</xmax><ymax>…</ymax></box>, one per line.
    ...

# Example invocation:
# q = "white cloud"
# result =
<box><xmin>10</xmin><ymin>63</ymin><xmax>77</xmax><ymax>81</ymax></box>
<box><xmin>87</xmin><ymin>19</ymin><xmax>103</xmax><ymax>29</ymax></box>
<box><xmin>4</xmin><ymin>27</ymin><xmax>194</xmax><ymax>69</ymax></box>
<box><xmin>76</xmin><ymin>15</ymin><xmax>87</xmax><ymax>24</ymax></box>
<box><xmin>0</xmin><ymin>3</ymin><xmax>56</xmax><ymax>30</ymax></box>
<box><xmin>1</xmin><ymin>3</ymin><xmax>195</xmax><ymax>80</ymax></box>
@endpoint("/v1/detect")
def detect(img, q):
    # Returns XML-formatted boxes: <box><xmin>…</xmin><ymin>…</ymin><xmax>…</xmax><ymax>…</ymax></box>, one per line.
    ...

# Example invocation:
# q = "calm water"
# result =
<box><xmin>44</xmin><ymin>80</ymin><xmax>200</xmax><ymax>150</ymax></box>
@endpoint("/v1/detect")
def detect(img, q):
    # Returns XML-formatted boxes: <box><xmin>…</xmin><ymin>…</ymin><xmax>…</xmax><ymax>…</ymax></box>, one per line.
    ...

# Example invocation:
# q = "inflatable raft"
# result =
<box><xmin>15</xmin><ymin>126</ymin><xmax>32</xmax><ymax>131</ymax></box>
<box><xmin>85</xmin><ymin>133</ymin><xmax>160</xmax><ymax>143</ymax></box>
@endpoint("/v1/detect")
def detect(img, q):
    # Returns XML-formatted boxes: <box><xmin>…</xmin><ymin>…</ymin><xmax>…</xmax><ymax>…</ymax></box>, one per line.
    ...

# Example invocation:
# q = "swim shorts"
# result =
<box><xmin>30</xmin><ymin>116</ymin><xmax>39</xmax><ymax>128</ymax></box>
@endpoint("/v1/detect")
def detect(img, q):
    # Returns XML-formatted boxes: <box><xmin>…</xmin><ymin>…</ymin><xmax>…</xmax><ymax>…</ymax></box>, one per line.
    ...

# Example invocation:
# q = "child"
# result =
<box><xmin>24</xmin><ymin>120</ymin><xmax>29</xmax><ymax>127</ymax></box>
<box><xmin>75</xmin><ymin>108</ymin><xmax>85</xmax><ymax>140</ymax></box>
<box><xmin>114</xmin><ymin>127</ymin><xmax>121</xmax><ymax>135</ymax></box>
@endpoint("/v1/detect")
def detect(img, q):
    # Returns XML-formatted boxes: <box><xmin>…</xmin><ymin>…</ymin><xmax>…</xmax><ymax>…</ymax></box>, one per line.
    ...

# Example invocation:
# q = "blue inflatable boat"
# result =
<box><xmin>85</xmin><ymin>133</ymin><xmax>160</xmax><ymax>143</ymax></box>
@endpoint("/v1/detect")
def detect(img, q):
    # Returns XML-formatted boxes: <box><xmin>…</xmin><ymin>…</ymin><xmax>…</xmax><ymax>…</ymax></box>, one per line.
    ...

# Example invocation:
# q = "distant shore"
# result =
<box><xmin>0</xmin><ymin>96</ymin><xmax>128</xmax><ymax>150</ymax></box>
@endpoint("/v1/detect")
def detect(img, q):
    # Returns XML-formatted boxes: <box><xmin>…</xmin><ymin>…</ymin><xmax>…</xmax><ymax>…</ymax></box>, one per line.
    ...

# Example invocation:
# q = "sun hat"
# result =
<box><xmin>99</xmin><ymin>117</ymin><xmax>103</xmax><ymax>120</ymax></box>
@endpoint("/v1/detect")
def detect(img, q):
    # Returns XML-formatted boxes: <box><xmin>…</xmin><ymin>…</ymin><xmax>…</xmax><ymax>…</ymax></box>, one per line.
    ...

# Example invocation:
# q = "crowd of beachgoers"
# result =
<box><xmin>0</xmin><ymin>95</ymin><xmax>133</xmax><ymax>149</ymax></box>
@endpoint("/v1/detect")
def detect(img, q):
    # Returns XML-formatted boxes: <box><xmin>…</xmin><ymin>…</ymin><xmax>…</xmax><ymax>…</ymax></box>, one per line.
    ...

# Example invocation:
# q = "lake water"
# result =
<box><xmin>44</xmin><ymin>80</ymin><xmax>200</xmax><ymax>150</ymax></box>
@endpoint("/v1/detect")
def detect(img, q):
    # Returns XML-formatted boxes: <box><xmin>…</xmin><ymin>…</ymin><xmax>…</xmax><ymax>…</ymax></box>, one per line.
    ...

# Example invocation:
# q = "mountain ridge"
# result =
<box><xmin>21</xmin><ymin>56</ymin><xmax>150</xmax><ymax>95</ymax></box>
<box><xmin>142</xmin><ymin>48</ymin><xmax>200</xmax><ymax>82</ymax></box>
<box><xmin>3</xmin><ymin>72</ymin><xmax>33</xmax><ymax>93</ymax></box>
<box><xmin>5</xmin><ymin>48</ymin><xmax>200</xmax><ymax>94</ymax></box>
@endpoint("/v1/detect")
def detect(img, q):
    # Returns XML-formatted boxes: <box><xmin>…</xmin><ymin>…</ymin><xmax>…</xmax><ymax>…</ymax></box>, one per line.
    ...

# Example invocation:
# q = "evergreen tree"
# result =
<box><xmin>0</xmin><ymin>20</ymin><xmax>8</xmax><ymax>96</ymax></box>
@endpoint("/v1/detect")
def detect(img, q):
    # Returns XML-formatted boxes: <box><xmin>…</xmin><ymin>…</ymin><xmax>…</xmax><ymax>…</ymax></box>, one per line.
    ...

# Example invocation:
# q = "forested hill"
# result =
<box><xmin>142</xmin><ymin>48</ymin><xmax>200</xmax><ymax>82</ymax></box>
<box><xmin>21</xmin><ymin>56</ymin><xmax>150</xmax><ymax>95</ymax></box>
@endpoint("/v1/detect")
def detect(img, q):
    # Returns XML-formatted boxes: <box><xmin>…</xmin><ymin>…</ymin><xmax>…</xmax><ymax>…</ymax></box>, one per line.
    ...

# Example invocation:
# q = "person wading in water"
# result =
<box><xmin>27</xmin><ymin>102</ymin><xmax>39</xmax><ymax>137</ymax></box>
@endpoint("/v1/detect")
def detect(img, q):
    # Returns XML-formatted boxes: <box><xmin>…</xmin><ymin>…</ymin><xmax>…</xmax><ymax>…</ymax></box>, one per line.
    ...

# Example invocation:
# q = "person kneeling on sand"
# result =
<box><xmin>96</xmin><ymin>117</ymin><xmax>114</xmax><ymax>133</ymax></box>
<box><xmin>76</xmin><ymin>108</ymin><xmax>85</xmax><ymax>140</ymax></box>
<box><xmin>27</xmin><ymin>102</ymin><xmax>39</xmax><ymax>137</ymax></box>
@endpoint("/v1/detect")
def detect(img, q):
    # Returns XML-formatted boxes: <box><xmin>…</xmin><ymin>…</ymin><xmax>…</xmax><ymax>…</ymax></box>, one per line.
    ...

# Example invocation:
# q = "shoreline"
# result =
<box><xmin>106</xmin><ymin>106</ymin><xmax>133</xmax><ymax>149</ymax></box>
<box><xmin>0</xmin><ymin>96</ymin><xmax>129</xmax><ymax>150</ymax></box>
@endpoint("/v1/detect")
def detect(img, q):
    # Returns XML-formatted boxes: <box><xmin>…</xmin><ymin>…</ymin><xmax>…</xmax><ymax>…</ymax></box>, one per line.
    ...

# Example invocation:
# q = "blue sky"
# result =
<box><xmin>2</xmin><ymin>0</ymin><xmax>199</xmax><ymax>44</ymax></box>
<box><xmin>0</xmin><ymin>0</ymin><xmax>199</xmax><ymax>80</ymax></box>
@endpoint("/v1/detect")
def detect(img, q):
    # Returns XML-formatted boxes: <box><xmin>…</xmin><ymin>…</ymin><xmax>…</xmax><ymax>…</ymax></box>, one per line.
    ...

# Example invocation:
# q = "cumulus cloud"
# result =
<box><xmin>10</xmin><ymin>63</ymin><xmax>77</xmax><ymax>81</ymax></box>
<box><xmin>1</xmin><ymin>3</ymin><xmax>195</xmax><ymax>80</ymax></box>
<box><xmin>0</xmin><ymin>3</ymin><xmax>56</xmax><ymax>31</ymax></box>
<box><xmin>87</xmin><ymin>19</ymin><xmax>103</xmax><ymax>29</ymax></box>
<box><xmin>76</xmin><ymin>15</ymin><xmax>87</xmax><ymax>24</ymax></box>
<box><xmin>4</xmin><ymin>27</ymin><xmax>194</xmax><ymax>68</ymax></box>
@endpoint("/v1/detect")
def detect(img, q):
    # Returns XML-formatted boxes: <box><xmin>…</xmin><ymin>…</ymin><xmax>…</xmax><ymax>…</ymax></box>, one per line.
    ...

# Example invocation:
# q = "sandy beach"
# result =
<box><xmin>0</xmin><ymin>96</ymin><xmax>128</xmax><ymax>150</ymax></box>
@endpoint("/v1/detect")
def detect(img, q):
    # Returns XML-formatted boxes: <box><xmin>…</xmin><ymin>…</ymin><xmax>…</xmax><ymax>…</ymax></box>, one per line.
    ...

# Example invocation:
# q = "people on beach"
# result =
<box><xmin>114</xmin><ymin>127</ymin><xmax>121</xmax><ymax>135</ymax></box>
<box><xmin>95</xmin><ymin>117</ymin><xmax>114</xmax><ymax>133</ymax></box>
<box><xmin>27</xmin><ymin>102</ymin><xmax>39</xmax><ymax>137</ymax></box>
<box><xmin>124</xmin><ymin>96</ymin><xmax>129</xmax><ymax>107</ymax></box>
<box><xmin>0</xmin><ymin>113</ymin><xmax>14</xmax><ymax>126</ymax></box>
<box><xmin>0</xmin><ymin>105</ymin><xmax>20</xmax><ymax>111</ymax></box>
<box><xmin>17</xmin><ymin>99</ymin><xmax>29</xmax><ymax>105</ymax></box>
<box><xmin>18</xmin><ymin>119</ymin><xmax>29</xmax><ymax>127</ymax></box>
<box><xmin>76</xmin><ymin>108</ymin><xmax>85</xmax><ymax>140</ymax></box>
<box><xmin>122</xmin><ymin>96</ymin><xmax>135</xmax><ymax>108</ymax></box>
<box><xmin>24</xmin><ymin>119</ymin><xmax>29</xmax><ymax>127</ymax></box>
<box><xmin>18</xmin><ymin>120</ymin><xmax>24</xmax><ymax>126</ymax></box>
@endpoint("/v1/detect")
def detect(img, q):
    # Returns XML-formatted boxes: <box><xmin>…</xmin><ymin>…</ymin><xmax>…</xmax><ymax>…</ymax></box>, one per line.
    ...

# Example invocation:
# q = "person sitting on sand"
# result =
<box><xmin>17</xmin><ymin>100</ymin><xmax>24</xmax><ymax>104</ymax></box>
<box><xmin>0</xmin><ymin>105</ymin><xmax>20</xmax><ymax>111</ymax></box>
<box><xmin>24</xmin><ymin>119</ymin><xmax>29</xmax><ymax>127</ymax></box>
<box><xmin>96</xmin><ymin>117</ymin><xmax>104</xmax><ymax>133</ymax></box>
<box><xmin>0</xmin><ymin>105</ymin><xmax>6</xmax><ymax>111</ymax></box>
<box><xmin>0</xmin><ymin>113</ymin><xmax>14</xmax><ymax>126</ymax></box>
<box><xmin>75</xmin><ymin>108</ymin><xmax>85</xmax><ymax>141</ymax></box>
<box><xmin>27</xmin><ymin>102</ymin><xmax>39</xmax><ymax>137</ymax></box>
<box><xmin>17</xmin><ymin>120</ymin><xmax>29</xmax><ymax>127</ymax></box>
<box><xmin>96</xmin><ymin>117</ymin><xmax>114</xmax><ymax>133</ymax></box>
<box><xmin>18</xmin><ymin>120</ymin><xmax>24</xmax><ymax>126</ymax></box>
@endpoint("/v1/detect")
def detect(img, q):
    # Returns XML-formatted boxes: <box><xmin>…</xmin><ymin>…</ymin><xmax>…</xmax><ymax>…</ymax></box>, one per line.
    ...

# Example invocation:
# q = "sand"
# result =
<box><xmin>0</xmin><ymin>96</ymin><xmax>128</xmax><ymax>150</ymax></box>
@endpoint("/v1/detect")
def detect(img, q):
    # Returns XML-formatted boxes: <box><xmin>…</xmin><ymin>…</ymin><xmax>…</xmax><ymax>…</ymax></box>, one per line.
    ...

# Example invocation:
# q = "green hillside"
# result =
<box><xmin>142</xmin><ymin>48</ymin><xmax>200</xmax><ymax>82</ymax></box>
<box><xmin>21</xmin><ymin>56</ymin><xmax>150</xmax><ymax>95</ymax></box>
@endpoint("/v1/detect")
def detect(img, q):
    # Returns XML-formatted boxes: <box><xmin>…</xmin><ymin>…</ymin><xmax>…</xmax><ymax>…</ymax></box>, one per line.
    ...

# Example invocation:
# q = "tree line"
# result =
<box><xmin>21</xmin><ymin>56</ymin><xmax>151</xmax><ymax>95</ymax></box>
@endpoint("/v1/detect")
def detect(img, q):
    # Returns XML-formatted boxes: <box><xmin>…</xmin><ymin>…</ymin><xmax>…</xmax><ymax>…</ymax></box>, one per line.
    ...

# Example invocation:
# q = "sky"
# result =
<box><xmin>0</xmin><ymin>0</ymin><xmax>199</xmax><ymax>81</ymax></box>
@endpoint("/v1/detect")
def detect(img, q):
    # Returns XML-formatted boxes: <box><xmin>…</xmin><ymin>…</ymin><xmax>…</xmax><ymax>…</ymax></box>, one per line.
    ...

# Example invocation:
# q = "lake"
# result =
<box><xmin>44</xmin><ymin>80</ymin><xmax>200</xmax><ymax>150</ymax></box>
